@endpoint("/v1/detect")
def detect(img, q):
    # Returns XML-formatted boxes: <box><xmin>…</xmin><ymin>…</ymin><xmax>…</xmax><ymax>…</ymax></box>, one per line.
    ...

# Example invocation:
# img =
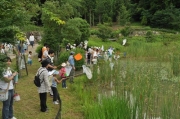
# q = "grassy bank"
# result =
<box><xmin>0</xmin><ymin>56</ymin><xmax>84</xmax><ymax>119</ymax></box>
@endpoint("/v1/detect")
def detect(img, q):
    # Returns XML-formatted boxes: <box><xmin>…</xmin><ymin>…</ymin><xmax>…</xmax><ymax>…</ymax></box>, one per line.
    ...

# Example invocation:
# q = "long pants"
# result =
<box><xmin>69</xmin><ymin>68</ymin><xmax>75</xmax><ymax>83</ymax></box>
<box><xmin>2</xmin><ymin>89</ymin><xmax>14</xmax><ymax>119</ymax></box>
<box><xmin>51</xmin><ymin>87</ymin><xmax>59</xmax><ymax>102</ymax></box>
<box><xmin>62</xmin><ymin>79</ymin><xmax>66</xmax><ymax>88</ymax></box>
<box><xmin>39</xmin><ymin>92</ymin><xmax>47</xmax><ymax>112</ymax></box>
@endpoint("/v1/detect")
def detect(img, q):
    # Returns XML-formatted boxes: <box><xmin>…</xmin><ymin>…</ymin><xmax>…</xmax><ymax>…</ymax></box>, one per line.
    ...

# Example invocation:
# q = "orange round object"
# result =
<box><xmin>74</xmin><ymin>53</ymin><xmax>82</xmax><ymax>61</ymax></box>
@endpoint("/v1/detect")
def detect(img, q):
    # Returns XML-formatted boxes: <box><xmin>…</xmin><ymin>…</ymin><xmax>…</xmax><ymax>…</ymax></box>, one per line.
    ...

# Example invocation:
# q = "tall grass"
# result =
<box><xmin>73</xmin><ymin>38</ymin><xmax>180</xmax><ymax>119</ymax></box>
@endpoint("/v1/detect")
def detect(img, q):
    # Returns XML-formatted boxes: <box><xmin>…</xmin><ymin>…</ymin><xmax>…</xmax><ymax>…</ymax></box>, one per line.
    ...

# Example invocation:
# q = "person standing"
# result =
<box><xmin>36</xmin><ymin>60</ymin><xmax>50</xmax><ymax>112</ymax></box>
<box><xmin>42</xmin><ymin>45</ymin><xmax>49</xmax><ymax>61</ymax></box>
<box><xmin>29</xmin><ymin>33</ymin><xmax>35</xmax><ymax>48</ymax></box>
<box><xmin>45</xmin><ymin>49</ymin><xmax>57</xmax><ymax>97</ymax></box>
<box><xmin>17</xmin><ymin>42</ymin><xmax>25</xmax><ymax>70</ymax></box>
<box><xmin>51</xmin><ymin>71</ymin><xmax>64</xmax><ymax>104</ymax></box>
<box><xmin>66</xmin><ymin>43</ymin><xmax>71</xmax><ymax>51</ymax></box>
<box><xmin>68</xmin><ymin>51</ymin><xmax>75</xmax><ymax>83</ymax></box>
<box><xmin>27</xmin><ymin>51</ymin><xmax>32</xmax><ymax>65</ymax></box>
<box><xmin>59</xmin><ymin>63</ymin><xmax>67</xmax><ymax>88</ymax></box>
<box><xmin>0</xmin><ymin>56</ymin><xmax>18</xmax><ymax>119</ymax></box>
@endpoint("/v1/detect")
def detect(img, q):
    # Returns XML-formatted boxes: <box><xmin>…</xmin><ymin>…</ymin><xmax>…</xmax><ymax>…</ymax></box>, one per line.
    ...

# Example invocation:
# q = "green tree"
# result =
<box><xmin>41</xmin><ymin>1</ymin><xmax>65</xmax><ymax>52</ymax></box>
<box><xmin>61</xmin><ymin>18</ymin><xmax>90</xmax><ymax>44</ymax></box>
<box><xmin>150</xmin><ymin>8</ymin><xmax>180</xmax><ymax>30</ymax></box>
<box><xmin>97</xmin><ymin>23</ymin><xmax>112</xmax><ymax>42</ymax></box>
<box><xmin>117</xmin><ymin>3</ymin><xmax>130</xmax><ymax>26</ymax></box>
<box><xmin>121</xmin><ymin>26</ymin><xmax>132</xmax><ymax>37</ymax></box>
<box><xmin>0</xmin><ymin>0</ymin><xmax>35</xmax><ymax>43</ymax></box>
<box><xmin>82</xmin><ymin>0</ymin><xmax>96</xmax><ymax>26</ymax></box>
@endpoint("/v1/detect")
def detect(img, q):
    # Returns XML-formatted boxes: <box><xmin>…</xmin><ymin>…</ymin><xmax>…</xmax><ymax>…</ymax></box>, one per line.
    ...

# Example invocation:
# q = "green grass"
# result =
<box><xmin>0</xmin><ymin>56</ymin><xmax>84</xmax><ymax>119</ymax></box>
<box><xmin>1</xmin><ymin>25</ymin><xmax>180</xmax><ymax>119</ymax></box>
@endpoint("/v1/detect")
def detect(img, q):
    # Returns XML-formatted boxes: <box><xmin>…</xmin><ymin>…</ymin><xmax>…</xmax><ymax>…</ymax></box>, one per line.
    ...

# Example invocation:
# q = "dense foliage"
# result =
<box><xmin>0</xmin><ymin>0</ymin><xmax>40</xmax><ymax>43</ymax></box>
<box><xmin>58</xmin><ymin>48</ymin><xmax>85</xmax><ymax>70</ymax></box>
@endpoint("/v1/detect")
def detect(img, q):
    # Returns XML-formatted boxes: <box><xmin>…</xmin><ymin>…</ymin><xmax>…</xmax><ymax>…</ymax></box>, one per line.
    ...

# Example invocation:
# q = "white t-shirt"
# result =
<box><xmin>28</xmin><ymin>54</ymin><xmax>32</xmax><ymax>61</ymax></box>
<box><xmin>26</xmin><ymin>39</ymin><xmax>30</xmax><ymax>45</ymax></box>
<box><xmin>0</xmin><ymin>69</ymin><xmax>14</xmax><ymax>90</ymax></box>
<box><xmin>1</xmin><ymin>49</ymin><xmax>5</xmax><ymax>54</ymax></box>
<box><xmin>108</xmin><ymin>49</ymin><xmax>113</xmax><ymax>55</ymax></box>
<box><xmin>29</xmin><ymin>35</ymin><xmax>35</xmax><ymax>41</ymax></box>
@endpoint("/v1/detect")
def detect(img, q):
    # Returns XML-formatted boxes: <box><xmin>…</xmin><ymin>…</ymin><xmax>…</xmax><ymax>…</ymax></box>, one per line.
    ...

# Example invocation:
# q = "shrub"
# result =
<box><xmin>90</xmin><ymin>29</ymin><xmax>99</xmax><ymax>35</ymax></box>
<box><xmin>97</xmin><ymin>24</ymin><xmax>112</xmax><ymax>42</ymax></box>
<box><xmin>58</xmin><ymin>48</ymin><xmax>85</xmax><ymax>70</ymax></box>
<box><xmin>121</xmin><ymin>26</ymin><xmax>133</xmax><ymax>37</ymax></box>
<box><xmin>111</xmin><ymin>30</ymin><xmax>120</xmax><ymax>38</ymax></box>
<box><xmin>36</xmin><ymin>45</ymin><xmax>43</xmax><ymax>54</ymax></box>
<box><xmin>146</xmin><ymin>30</ymin><xmax>155</xmax><ymax>42</ymax></box>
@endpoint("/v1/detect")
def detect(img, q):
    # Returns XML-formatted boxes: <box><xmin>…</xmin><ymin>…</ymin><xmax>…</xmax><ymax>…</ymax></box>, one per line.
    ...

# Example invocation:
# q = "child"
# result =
<box><xmin>51</xmin><ymin>70</ymin><xmax>63</xmax><ymax>104</ymax></box>
<box><xmin>59</xmin><ymin>63</ymin><xmax>67</xmax><ymax>88</ymax></box>
<box><xmin>27</xmin><ymin>51</ymin><xmax>32</xmax><ymax>65</ymax></box>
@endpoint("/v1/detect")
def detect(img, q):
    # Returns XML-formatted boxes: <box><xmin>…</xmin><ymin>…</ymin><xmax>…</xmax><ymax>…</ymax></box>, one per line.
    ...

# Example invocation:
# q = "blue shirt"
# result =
<box><xmin>68</xmin><ymin>55</ymin><xmax>75</xmax><ymax>66</ymax></box>
<box><xmin>51</xmin><ymin>77</ymin><xmax>57</xmax><ymax>87</ymax></box>
<box><xmin>17</xmin><ymin>44</ymin><xmax>25</xmax><ymax>53</ymax></box>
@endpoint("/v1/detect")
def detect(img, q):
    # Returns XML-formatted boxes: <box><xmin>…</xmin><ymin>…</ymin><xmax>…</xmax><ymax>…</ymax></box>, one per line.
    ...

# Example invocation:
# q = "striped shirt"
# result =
<box><xmin>36</xmin><ymin>67</ymin><xmax>50</xmax><ymax>93</ymax></box>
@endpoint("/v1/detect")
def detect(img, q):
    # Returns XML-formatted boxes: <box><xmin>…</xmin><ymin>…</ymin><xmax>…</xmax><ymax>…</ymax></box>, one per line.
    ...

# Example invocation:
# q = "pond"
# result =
<box><xmin>93</xmin><ymin>59</ymin><xmax>180</xmax><ymax>119</ymax></box>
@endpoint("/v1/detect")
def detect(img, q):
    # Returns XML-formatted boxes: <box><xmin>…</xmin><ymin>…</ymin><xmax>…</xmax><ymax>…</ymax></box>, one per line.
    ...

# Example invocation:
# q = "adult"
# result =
<box><xmin>108</xmin><ymin>47</ymin><xmax>114</xmax><ymax>62</ymax></box>
<box><xmin>1</xmin><ymin>44</ymin><xmax>5</xmax><ymax>54</ymax></box>
<box><xmin>38</xmin><ymin>43</ymin><xmax>48</xmax><ymax>62</ymax></box>
<box><xmin>45</xmin><ymin>50</ymin><xmax>57</xmax><ymax>71</ymax></box>
<box><xmin>26</xmin><ymin>36</ymin><xmax>30</xmax><ymax>51</ymax></box>
<box><xmin>45</xmin><ymin>50</ymin><xmax>57</xmax><ymax>96</ymax></box>
<box><xmin>92</xmin><ymin>47</ymin><xmax>98</xmax><ymax>64</ymax></box>
<box><xmin>42</xmin><ymin>45</ymin><xmax>49</xmax><ymax>61</ymax></box>
<box><xmin>29</xmin><ymin>33</ymin><xmax>35</xmax><ymax>48</ymax></box>
<box><xmin>36</xmin><ymin>60</ymin><xmax>50</xmax><ymax>112</ymax></box>
<box><xmin>17</xmin><ymin>42</ymin><xmax>25</xmax><ymax>69</ymax></box>
<box><xmin>0</xmin><ymin>56</ymin><xmax>18</xmax><ymax>119</ymax></box>
<box><xmin>23</xmin><ymin>42</ymin><xmax>28</xmax><ymax>54</ymax></box>
<box><xmin>108</xmin><ymin>47</ymin><xmax>114</xmax><ymax>57</ymax></box>
<box><xmin>66</xmin><ymin>43</ymin><xmax>71</xmax><ymax>51</ymax></box>
<box><xmin>68</xmin><ymin>51</ymin><xmax>75</xmax><ymax>83</ymax></box>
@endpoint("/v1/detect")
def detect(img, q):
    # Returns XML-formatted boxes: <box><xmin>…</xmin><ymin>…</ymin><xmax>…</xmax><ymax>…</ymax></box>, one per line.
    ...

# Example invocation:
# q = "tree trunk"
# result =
<box><xmin>92</xmin><ymin>12</ymin><xmax>94</xmax><ymax>26</ymax></box>
<box><xmin>99</xmin><ymin>15</ymin><xmax>101</xmax><ymax>24</ymax></box>
<box><xmin>89</xmin><ymin>9</ymin><xmax>92</xmax><ymax>27</ymax></box>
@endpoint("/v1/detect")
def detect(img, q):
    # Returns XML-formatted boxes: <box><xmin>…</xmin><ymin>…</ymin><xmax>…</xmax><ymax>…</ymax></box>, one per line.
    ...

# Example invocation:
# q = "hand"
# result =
<box><xmin>13</xmin><ymin>72</ymin><xmax>17</xmax><ymax>76</ymax></box>
<box><xmin>61</xmin><ymin>78</ymin><xmax>66</xmax><ymax>80</ymax></box>
<box><xmin>53</xmin><ymin>66</ymin><xmax>57</xmax><ymax>69</ymax></box>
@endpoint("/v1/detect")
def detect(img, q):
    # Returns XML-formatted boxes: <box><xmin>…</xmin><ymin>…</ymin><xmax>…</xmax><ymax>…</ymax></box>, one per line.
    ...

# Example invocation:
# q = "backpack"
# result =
<box><xmin>34</xmin><ymin>69</ymin><xmax>45</xmax><ymax>87</ymax></box>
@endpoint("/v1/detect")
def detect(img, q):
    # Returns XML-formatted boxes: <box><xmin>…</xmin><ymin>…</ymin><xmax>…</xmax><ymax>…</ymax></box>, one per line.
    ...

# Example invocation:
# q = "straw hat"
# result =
<box><xmin>61</xmin><ymin>63</ymin><xmax>66</xmax><ymax>67</ymax></box>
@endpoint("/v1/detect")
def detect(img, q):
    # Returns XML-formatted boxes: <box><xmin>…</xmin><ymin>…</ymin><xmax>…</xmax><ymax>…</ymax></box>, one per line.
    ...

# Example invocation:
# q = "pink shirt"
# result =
<box><xmin>59</xmin><ymin>67</ymin><xmax>66</xmax><ymax>78</ymax></box>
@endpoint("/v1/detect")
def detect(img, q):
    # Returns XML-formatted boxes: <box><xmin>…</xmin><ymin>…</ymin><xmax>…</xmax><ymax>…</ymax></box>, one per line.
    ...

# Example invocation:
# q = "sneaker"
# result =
<box><xmin>53</xmin><ymin>101</ymin><xmax>59</xmax><ymax>105</ymax></box>
<box><xmin>9</xmin><ymin>117</ymin><xmax>17</xmax><ymax>119</ymax></box>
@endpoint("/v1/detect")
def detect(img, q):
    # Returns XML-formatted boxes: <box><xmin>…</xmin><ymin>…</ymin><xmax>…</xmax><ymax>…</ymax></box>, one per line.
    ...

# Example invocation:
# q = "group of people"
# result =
<box><xmin>0</xmin><ymin>38</ymin><xmax>123</xmax><ymax>118</ymax></box>
<box><xmin>0</xmin><ymin>33</ymin><xmax>36</xmax><ymax>119</ymax></box>
<box><xmin>85</xmin><ymin>46</ymin><xmax>121</xmax><ymax>65</ymax></box>
<box><xmin>0</xmin><ymin>43</ymin><xmax>14</xmax><ymax>54</ymax></box>
<box><xmin>66</xmin><ymin>41</ymin><xmax>88</xmax><ymax>51</ymax></box>
<box><xmin>0</xmin><ymin>41</ymin><xmax>76</xmax><ymax>119</ymax></box>
<box><xmin>36</xmin><ymin>43</ymin><xmax>75</xmax><ymax>112</ymax></box>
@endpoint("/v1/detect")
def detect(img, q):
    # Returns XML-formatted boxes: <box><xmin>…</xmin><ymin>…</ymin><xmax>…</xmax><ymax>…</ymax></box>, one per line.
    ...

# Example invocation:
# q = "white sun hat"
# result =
<box><xmin>61</xmin><ymin>63</ymin><xmax>66</xmax><ymax>67</ymax></box>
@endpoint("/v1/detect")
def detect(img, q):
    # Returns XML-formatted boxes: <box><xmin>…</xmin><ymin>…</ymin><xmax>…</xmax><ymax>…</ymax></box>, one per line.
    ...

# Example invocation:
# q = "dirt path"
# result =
<box><xmin>8</xmin><ymin>43</ymin><xmax>39</xmax><ymax>59</ymax></box>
